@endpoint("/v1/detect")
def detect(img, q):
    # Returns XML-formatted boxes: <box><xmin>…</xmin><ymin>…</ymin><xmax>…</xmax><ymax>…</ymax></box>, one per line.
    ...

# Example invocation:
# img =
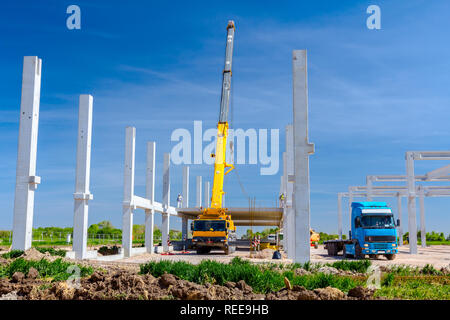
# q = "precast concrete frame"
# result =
<box><xmin>340</xmin><ymin>183</ymin><xmax>450</xmax><ymax>252</ymax></box>
<box><xmin>405</xmin><ymin>151</ymin><xmax>450</xmax><ymax>253</ymax></box>
<box><xmin>121</xmin><ymin>127</ymin><xmax>178</xmax><ymax>257</ymax></box>
<box><xmin>366</xmin><ymin>169</ymin><xmax>450</xmax><ymax>253</ymax></box>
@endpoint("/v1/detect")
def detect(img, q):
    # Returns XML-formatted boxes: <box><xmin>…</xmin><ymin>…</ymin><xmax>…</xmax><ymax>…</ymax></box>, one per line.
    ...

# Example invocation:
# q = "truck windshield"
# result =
<box><xmin>361</xmin><ymin>215</ymin><xmax>395</xmax><ymax>229</ymax></box>
<box><xmin>194</xmin><ymin>220</ymin><xmax>226</xmax><ymax>231</ymax></box>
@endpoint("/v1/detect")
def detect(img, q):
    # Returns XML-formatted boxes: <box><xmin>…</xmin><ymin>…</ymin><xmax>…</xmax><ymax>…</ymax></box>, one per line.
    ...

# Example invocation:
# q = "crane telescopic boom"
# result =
<box><xmin>192</xmin><ymin>21</ymin><xmax>237</xmax><ymax>255</ymax></box>
<box><xmin>209</xmin><ymin>20</ymin><xmax>235</xmax><ymax>210</ymax></box>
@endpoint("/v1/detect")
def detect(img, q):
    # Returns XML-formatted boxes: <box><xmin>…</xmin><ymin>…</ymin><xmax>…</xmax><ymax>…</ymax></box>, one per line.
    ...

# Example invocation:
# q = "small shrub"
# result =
<box><xmin>35</xmin><ymin>247</ymin><xmax>66</xmax><ymax>257</ymax></box>
<box><xmin>421</xmin><ymin>264</ymin><xmax>441</xmax><ymax>275</ymax></box>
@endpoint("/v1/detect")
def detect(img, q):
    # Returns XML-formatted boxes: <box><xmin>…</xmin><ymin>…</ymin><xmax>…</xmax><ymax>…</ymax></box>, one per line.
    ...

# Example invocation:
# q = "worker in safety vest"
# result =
<box><xmin>177</xmin><ymin>194</ymin><xmax>183</xmax><ymax>208</ymax></box>
<box><xmin>279</xmin><ymin>193</ymin><xmax>286</xmax><ymax>207</ymax></box>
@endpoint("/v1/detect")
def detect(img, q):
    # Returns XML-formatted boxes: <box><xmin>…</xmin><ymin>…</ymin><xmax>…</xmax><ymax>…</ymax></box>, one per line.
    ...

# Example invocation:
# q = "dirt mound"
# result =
<box><xmin>22</xmin><ymin>248</ymin><xmax>58</xmax><ymax>262</ymax></box>
<box><xmin>249</xmin><ymin>249</ymin><xmax>286</xmax><ymax>259</ymax></box>
<box><xmin>348</xmin><ymin>286</ymin><xmax>375</xmax><ymax>300</ymax></box>
<box><xmin>0</xmin><ymin>265</ymin><xmax>379</xmax><ymax>300</ymax></box>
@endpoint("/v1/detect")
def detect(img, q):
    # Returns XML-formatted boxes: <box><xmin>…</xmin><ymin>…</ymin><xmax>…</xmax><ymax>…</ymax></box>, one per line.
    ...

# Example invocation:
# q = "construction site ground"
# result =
<box><xmin>88</xmin><ymin>244</ymin><xmax>450</xmax><ymax>269</ymax></box>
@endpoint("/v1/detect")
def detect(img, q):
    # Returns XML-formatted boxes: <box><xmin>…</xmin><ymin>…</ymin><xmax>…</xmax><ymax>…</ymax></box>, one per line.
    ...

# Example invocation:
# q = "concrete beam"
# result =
<box><xmin>72</xmin><ymin>94</ymin><xmax>93</xmax><ymax>259</ymax></box>
<box><xmin>12</xmin><ymin>56</ymin><xmax>42</xmax><ymax>251</ymax></box>
<box><xmin>122</xmin><ymin>127</ymin><xmax>135</xmax><ymax>258</ymax></box>
<box><xmin>145</xmin><ymin>141</ymin><xmax>156</xmax><ymax>253</ymax></box>
<box><xmin>292</xmin><ymin>50</ymin><xmax>314</xmax><ymax>264</ymax></box>
<box><xmin>425</xmin><ymin>164</ymin><xmax>450</xmax><ymax>180</ymax></box>
<box><xmin>162</xmin><ymin>153</ymin><xmax>170</xmax><ymax>252</ymax></box>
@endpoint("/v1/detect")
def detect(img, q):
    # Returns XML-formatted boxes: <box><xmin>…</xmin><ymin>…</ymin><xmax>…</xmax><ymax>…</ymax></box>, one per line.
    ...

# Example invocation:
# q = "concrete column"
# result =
<box><xmin>348</xmin><ymin>190</ymin><xmax>353</xmax><ymax>236</ymax></box>
<box><xmin>181</xmin><ymin>166</ymin><xmax>189</xmax><ymax>241</ymax></box>
<box><xmin>196</xmin><ymin>176</ymin><xmax>202</xmax><ymax>207</ymax></box>
<box><xmin>285</xmin><ymin>125</ymin><xmax>295</xmax><ymax>259</ymax></box>
<box><xmin>203</xmin><ymin>181</ymin><xmax>210</xmax><ymax>207</ymax></box>
<box><xmin>338</xmin><ymin>193</ymin><xmax>342</xmax><ymax>240</ymax></box>
<box><xmin>397</xmin><ymin>193</ymin><xmax>403</xmax><ymax>246</ymax></box>
<box><xmin>419</xmin><ymin>187</ymin><xmax>426</xmax><ymax>248</ymax></box>
<box><xmin>145</xmin><ymin>141</ymin><xmax>156</xmax><ymax>253</ymax></box>
<box><xmin>72</xmin><ymin>94</ymin><xmax>94</xmax><ymax>259</ymax></box>
<box><xmin>122</xmin><ymin>127</ymin><xmax>135</xmax><ymax>258</ymax></box>
<box><xmin>366</xmin><ymin>177</ymin><xmax>373</xmax><ymax>201</ymax></box>
<box><xmin>162</xmin><ymin>153</ymin><xmax>170</xmax><ymax>252</ymax></box>
<box><xmin>406</xmin><ymin>152</ymin><xmax>418</xmax><ymax>254</ymax></box>
<box><xmin>282</xmin><ymin>152</ymin><xmax>289</xmax><ymax>254</ymax></box>
<box><xmin>12</xmin><ymin>56</ymin><xmax>42</xmax><ymax>251</ymax></box>
<box><xmin>292</xmin><ymin>50</ymin><xmax>315</xmax><ymax>264</ymax></box>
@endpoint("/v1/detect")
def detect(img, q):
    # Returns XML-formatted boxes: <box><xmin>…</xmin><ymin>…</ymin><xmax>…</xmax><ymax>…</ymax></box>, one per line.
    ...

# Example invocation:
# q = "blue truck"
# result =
<box><xmin>324</xmin><ymin>201</ymin><xmax>400</xmax><ymax>260</ymax></box>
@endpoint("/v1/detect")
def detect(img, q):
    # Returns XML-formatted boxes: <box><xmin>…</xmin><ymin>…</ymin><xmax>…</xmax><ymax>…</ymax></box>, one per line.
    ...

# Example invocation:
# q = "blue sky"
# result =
<box><xmin>1</xmin><ymin>0</ymin><xmax>450</xmax><ymax>236</ymax></box>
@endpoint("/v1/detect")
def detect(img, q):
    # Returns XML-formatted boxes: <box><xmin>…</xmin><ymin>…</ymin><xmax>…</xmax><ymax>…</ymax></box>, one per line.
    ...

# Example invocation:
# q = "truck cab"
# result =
<box><xmin>345</xmin><ymin>201</ymin><xmax>399</xmax><ymax>260</ymax></box>
<box><xmin>191</xmin><ymin>216</ymin><xmax>237</xmax><ymax>254</ymax></box>
<box><xmin>324</xmin><ymin>201</ymin><xmax>400</xmax><ymax>260</ymax></box>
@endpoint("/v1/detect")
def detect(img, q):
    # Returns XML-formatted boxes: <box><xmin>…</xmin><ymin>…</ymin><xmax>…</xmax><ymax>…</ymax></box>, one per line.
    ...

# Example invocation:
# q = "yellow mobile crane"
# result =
<box><xmin>191</xmin><ymin>21</ymin><xmax>237</xmax><ymax>255</ymax></box>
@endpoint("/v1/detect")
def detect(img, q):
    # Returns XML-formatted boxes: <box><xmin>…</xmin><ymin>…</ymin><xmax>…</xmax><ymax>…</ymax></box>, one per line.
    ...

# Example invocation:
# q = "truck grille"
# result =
<box><xmin>365</xmin><ymin>236</ymin><xmax>396</xmax><ymax>242</ymax></box>
<box><xmin>371</xmin><ymin>243</ymin><xmax>389</xmax><ymax>249</ymax></box>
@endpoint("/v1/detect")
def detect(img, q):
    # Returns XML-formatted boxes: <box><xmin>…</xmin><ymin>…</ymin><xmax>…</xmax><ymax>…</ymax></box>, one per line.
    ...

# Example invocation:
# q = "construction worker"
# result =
<box><xmin>279</xmin><ymin>193</ymin><xmax>286</xmax><ymax>207</ymax></box>
<box><xmin>177</xmin><ymin>193</ymin><xmax>183</xmax><ymax>208</ymax></box>
<box><xmin>257</xmin><ymin>235</ymin><xmax>261</xmax><ymax>251</ymax></box>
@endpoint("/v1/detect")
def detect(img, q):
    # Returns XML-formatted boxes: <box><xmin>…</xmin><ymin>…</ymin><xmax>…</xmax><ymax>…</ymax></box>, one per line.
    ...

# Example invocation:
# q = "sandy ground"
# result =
<box><xmin>93</xmin><ymin>245</ymin><xmax>450</xmax><ymax>268</ymax></box>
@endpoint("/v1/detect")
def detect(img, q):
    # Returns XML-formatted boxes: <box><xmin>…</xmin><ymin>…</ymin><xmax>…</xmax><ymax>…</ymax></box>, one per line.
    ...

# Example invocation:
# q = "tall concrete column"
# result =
<box><xmin>397</xmin><ymin>193</ymin><xmax>403</xmax><ymax>246</ymax></box>
<box><xmin>285</xmin><ymin>125</ymin><xmax>295</xmax><ymax>259</ymax></box>
<box><xmin>203</xmin><ymin>181</ymin><xmax>210</xmax><ymax>207</ymax></box>
<box><xmin>145</xmin><ymin>141</ymin><xmax>156</xmax><ymax>253</ymax></box>
<box><xmin>292</xmin><ymin>50</ymin><xmax>315</xmax><ymax>263</ymax></box>
<box><xmin>12</xmin><ymin>56</ymin><xmax>42</xmax><ymax>251</ymax></box>
<box><xmin>366</xmin><ymin>177</ymin><xmax>373</xmax><ymax>201</ymax></box>
<box><xmin>419</xmin><ymin>187</ymin><xmax>426</xmax><ymax>248</ymax></box>
<box><xmin>338</xmin><ymin>193</ymin><xmax>343</xmax><ymax>240</ymax></box>
<box><xmin>196</xmin><ymin>176</ymin><xmax>202</xmax><ymax>207</ymax></box>
<box><xmin>406</xmin><ymin>152</ymin><xmax>418</xmax><ymax>254</ymax></box>
<box><xmin>181</xmin><ymin>166</ymin><xmax>189</xmax><ymax>241</ymax></box>
<box><xmin>122</xmin><ymin>127</ymin><xmax>136</xmax><ymax>257</ymax></box>
<box><xmin>348</xmin><ymin>190</ymin><xmax>353</xmax><ymax>237</ymax></box>
<box><xmin>72</xmin><ymin>95</ymin><xmax>94</xmax><ymax>259</ymax></box>
<box><xmin>282</xmin><ymin>152</ymin><xmax>288</xmax><ymax>253</ymax></box>
<box><xmin>162</xmin><ymin>153</ymin><xmax>170</xmax><ymax>252</ymax></box>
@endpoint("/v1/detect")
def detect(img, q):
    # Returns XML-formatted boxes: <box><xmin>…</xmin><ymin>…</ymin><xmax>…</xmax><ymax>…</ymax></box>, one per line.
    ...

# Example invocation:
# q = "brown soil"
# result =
<box><xmin>0</xmin><ymin>265</ymin><xmax>376</xmax><ymax>300</ymax></box>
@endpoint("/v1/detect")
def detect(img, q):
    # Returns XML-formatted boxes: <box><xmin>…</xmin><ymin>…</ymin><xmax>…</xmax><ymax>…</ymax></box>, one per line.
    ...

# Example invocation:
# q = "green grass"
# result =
<box><xmin>140</xmin><ymin>257</ymin><xmax>363</xmax><ymax>294</ymax></box>
<box><xmin>0</xmin><ymin>258</ymin><xmax>93</xmax><ymax>281</ymax></box>
<box><xmin>326</xmin><ymin>260</ymin><xmax>371</xmax><ymax>273</ymax></box>
<box><xmin>375</xmin><ymin>277</ymin><xmax>450</xmax><ymax>300</ymax></box>
<box><xmin>1</xmin><ymin>250</ymin><xmax>24</xmax><ymax>259</ymax></box>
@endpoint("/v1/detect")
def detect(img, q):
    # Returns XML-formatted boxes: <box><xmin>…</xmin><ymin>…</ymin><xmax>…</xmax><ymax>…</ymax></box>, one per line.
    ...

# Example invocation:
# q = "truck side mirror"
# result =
<box><xmin>397</xmin><ymin>219</ymin><xmax>400</xmax><ymax>227</ymax></box>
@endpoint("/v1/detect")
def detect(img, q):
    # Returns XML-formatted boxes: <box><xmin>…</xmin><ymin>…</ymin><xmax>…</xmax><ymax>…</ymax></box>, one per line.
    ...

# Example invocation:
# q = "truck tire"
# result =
<box><xmin>343</xmin><ymin>245</ymin><xmax>348</xmax><ymax>258</ymax></box>
<box><xmin>369</xmin><ymin>254</ymin><xmax>379</xmax><ymax>259</ymax></box>
<box><xmin>385</xmin><ymin>254</ymin><xmax>396</xmax><ymax>260</ymax></box>
<box><xmin>355</xmin><ymin>244</ymin><xmax>365</xmax><ymax>259</ymax></box>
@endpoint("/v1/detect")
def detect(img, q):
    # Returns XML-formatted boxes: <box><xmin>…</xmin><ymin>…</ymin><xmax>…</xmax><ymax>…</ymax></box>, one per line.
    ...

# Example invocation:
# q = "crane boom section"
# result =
<box><xmin>210</xmin><ymin>21</ymin><xmax>235</xmax><ymax>210</ymax></box>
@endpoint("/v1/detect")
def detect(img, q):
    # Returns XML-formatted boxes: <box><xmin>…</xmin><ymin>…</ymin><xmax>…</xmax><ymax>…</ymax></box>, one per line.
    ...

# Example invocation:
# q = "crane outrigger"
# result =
<box><xmin>191</xmin><ymin>20</ymin><xmax>237</xmax><ymax>254</ymax></box>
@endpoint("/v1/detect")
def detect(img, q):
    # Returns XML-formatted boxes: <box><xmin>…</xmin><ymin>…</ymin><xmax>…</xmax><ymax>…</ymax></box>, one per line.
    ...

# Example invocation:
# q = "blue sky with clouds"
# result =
<box><xmin>1</xmin><ymin>0</ymin><xmax>450</xmax><ymax>236</ymax></box>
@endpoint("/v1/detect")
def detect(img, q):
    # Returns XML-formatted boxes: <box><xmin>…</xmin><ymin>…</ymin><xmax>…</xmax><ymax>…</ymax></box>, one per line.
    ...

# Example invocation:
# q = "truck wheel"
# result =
<box><xmin>385</xmin><ymin>254</ymin><xmax>396</xmax><ymax>260</ymax></box>
<box><xmin>224</xmin><ymin>246</ymin><xmax>230</xmax><ymax>255</ymax></box>
<box><xmin>369</xmin><ymin>254</ymin><xmax>379</xmax><ymax>259</ymax></box>
<box><xmin>355</xmin><ymin>244</ymin><xmax>365</xmax><ymax>259</ymax></box>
